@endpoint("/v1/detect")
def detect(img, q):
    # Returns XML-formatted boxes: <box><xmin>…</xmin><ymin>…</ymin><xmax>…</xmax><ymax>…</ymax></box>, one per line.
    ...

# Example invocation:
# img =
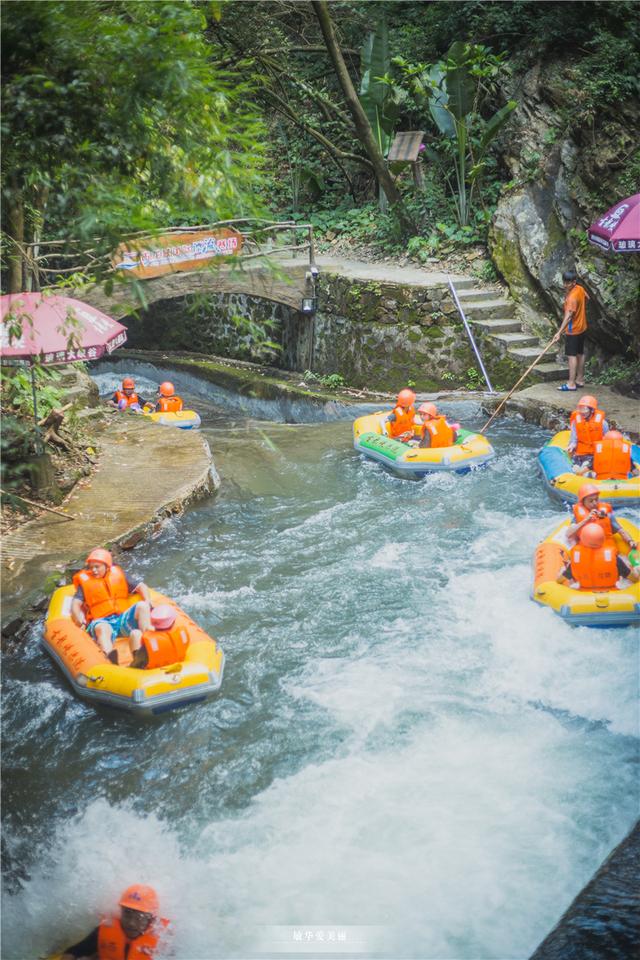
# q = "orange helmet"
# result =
<box><xmin>418</xmin><ymin>402</ymin><xmax>437</xmax><ymax>418</ymax></box>
<box><xmin>396</xmin><ymin>389</ymin><xmax>416</xmax><ymax>408</ymax></box>
<box><xmin>577</xmin><ymin>483</ymin><xmax>599</xmax><ymax>502</ymax></box>
<box><xmin>159</xmin><ymin>381</ymin><xmax>175</xmax><ymax>397</ymax></box>
<box><xmin>122</xmin><ymin>378</ymin><xmax>135</xmax><ymax>390</ymax></box>
<box><xmin>605</xmin><ymin>430</ymin><xmax>623</xmax><ymax>441</ymax></box>
<box><xmin>86</xmin><ymin>548</ymin><xmax>113</xmax><ymax>567</ymax></box>
<box><xmin>579</xmin><ymin>522</ymin><xmax>605</xmax><ymax>549</ymax></box>
<box><xmin>577</xmin><ymin>395</ymin><xmax>597</xmax><ymax>410</ymax></box>
<box><xmin>119</xmin><ymin>884</ymin><xmax>159</xmax><ymax>915</ymax></box>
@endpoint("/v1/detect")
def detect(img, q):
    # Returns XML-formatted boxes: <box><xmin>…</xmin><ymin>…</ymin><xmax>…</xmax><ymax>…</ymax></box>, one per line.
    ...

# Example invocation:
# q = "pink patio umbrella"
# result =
<box><xmin>1</xmin><ymin>293</ymin><xmax>127</xmax><ymax>450</ymax></box>
<box><xmin>587</xmin><ymin>193</ymin><xmax>640</xmax><ymax>252</ymax></box>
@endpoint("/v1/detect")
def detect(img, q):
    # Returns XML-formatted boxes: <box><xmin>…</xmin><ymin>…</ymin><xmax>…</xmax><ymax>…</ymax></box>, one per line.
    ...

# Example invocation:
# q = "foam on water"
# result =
<box><xmin>2</xmin><ymin>413</ymin><xmax>638</xmax><ymax>959</ymax></box>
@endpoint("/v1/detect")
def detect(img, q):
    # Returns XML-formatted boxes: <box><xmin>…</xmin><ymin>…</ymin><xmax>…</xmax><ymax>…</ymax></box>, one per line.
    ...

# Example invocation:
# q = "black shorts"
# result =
<box><xmin>565</xmin><ymin>332</ymin><xmax>586</xmax><ymax>357</ymax></box>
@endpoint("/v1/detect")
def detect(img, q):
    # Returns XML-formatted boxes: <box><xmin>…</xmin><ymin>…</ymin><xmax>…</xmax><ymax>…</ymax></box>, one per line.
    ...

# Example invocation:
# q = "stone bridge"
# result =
<box><xmin>83</xmin><ymin>255</ymin><xmax>315</xmax><ymax>319</ymax></box>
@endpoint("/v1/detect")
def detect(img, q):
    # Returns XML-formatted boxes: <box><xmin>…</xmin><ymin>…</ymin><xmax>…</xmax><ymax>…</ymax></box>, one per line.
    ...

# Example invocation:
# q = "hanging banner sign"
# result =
<box><xmin>113</xmin><ymin>228</ymin><xmax>244</xmax><ymax>280</ymax></box>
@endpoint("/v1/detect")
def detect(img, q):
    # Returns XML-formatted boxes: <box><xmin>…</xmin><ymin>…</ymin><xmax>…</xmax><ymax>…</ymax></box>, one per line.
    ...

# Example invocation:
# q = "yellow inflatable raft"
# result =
<box><xmin>353</xmin><ymin>412</ymin><xmax>494</xmax><ymax>478</ymax></box>
<box><xmin>538</xmin><ymin>431</ymin><xmax>640</xmax><ymax>505</ymax></box>
<box><xmin>43</xmin><ymin>587</ymin><xmax>224</xmax><ymax>715</ymax></box>
<box><xmin>531</xmin><ymin>517</ymin><xmax>640</xmax><ymax>627</ymax></box>
<box><xmin>143</xmin><ymin>408</ymin><xmax>201</xmax><ymax>430</ymax></box>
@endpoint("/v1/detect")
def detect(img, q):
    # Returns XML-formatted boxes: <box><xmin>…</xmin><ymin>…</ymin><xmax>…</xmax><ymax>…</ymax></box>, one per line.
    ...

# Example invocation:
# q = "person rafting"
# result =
<box><xmin>592</xmin><ymin>430</ymin><xmax>639</xmax><ymax>479</ymax></box>
<box><xmin>153</xmin><ymin>381</ymin><xmax>183</xmax><ymax>414</ymax></box>
<box><xmin>416</xmin><ymin>402</ymin><xmax>458</xmax><ymax>448</ymax></box>
<box><xmin>557</xmin><ymin>523</ymin><xmax>639</xmax><ymax>590</ymax></box>
<box><xmin>384</xmin><ymin>389</ymin><xmax>416</xmax><ymax>442</ymax></box>
<box><xmin>568</xmin><ymin>394</ymin><xmax>609</xmax><ymax>474</ymax></box>
<box><xmin>131</xmin><ymin>604</ymin><xmax>191</xmax><ymax>669</ymax></box>
<box><xmin>566</xmin><ymin>484</ymin><xmax>637</xmax><ymax>550</ymax></box>
<box><xmin>71</xmin><ymin>549</ymin><xmax>152</xmax><ymax>665</ymax></box>
<box><xmin>109</xmin><ymin>377</ymin><xmax>147</xmax><ymax>411</ymax></box>
<box><xmin>58</xmin><ymin>884</ymin><xmax>169</xmax><ymax>959</ymax></box>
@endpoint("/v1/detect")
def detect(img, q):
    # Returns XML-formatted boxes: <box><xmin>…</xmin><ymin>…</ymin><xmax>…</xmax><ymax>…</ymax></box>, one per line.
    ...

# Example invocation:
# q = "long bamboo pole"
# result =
<box><xmin>480</xmin><ymin>337</ymin><xmax>557</xmax><ymax>434</ymax></box>
<box><xmin>1</xmin><ymin>489</ymin><xmax>76</xmax><ymax>520</ymax></box>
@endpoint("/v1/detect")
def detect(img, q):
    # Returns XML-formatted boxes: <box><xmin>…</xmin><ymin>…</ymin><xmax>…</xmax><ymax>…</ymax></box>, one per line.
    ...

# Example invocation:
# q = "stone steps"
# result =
<box><xmin>450</xmin><ymin>281</ymin><xmax>568</xmax><ymax>383</ymax></box>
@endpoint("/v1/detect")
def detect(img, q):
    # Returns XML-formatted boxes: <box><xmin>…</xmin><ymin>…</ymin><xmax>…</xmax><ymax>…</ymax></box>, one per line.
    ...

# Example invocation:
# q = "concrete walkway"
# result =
<box><xmin>1</xmin><ymin>413</ymin><xmax>217</xmax><ymax>633</ymax></box>
<box><xmin>485</xmin><ymin>382</ymin><xmax>640</xmax><ymax>439</ymax></box>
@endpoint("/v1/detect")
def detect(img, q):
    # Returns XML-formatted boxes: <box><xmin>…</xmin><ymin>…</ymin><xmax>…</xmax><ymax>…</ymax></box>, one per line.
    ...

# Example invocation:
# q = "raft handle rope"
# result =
<box><xmin>447</xmin><ymin>276</ymin><xmax>495</xmax><ymax>395</ymax></box>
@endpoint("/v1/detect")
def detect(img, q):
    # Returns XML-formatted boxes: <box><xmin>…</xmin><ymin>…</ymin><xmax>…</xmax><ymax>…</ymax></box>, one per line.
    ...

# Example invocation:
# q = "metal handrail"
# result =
<box><xmin>447</xmin><ymin>276</ymin><xmax>495</xmax><ymax>394</ymax></box>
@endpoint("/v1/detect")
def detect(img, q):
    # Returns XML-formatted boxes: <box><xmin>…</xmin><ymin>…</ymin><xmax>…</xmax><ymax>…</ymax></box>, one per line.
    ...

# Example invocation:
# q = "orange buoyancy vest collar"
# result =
<box><xmin>570</xmin><ymin>409</ymin><xmax>605</xmax><ymax>455</ymax></box>
<box><xmin>157</xmin><ymin>396</ymin><xmax>183</xmax><ymax>413</ymax></box>
<box><xmin>387</xmin><ymin>405</ymin><xmax>415</xmax><ymax>438</ymax></box>
<box><xmin>572</xmin><ymin>501</ymin><xmax>614</xmax><ymax>541</ymax></box>
<box><xmin>569</xmin><ymin>543</ymin><xmax>618</xmax><ymax>591</ymax></box>
<box><xmin>592</xmin><ymin>437</ymin><xmax>632</xmax><ymax>479</ymax></box>
<box><xmin>98</xmin><ymin>916</ymin><xmax>168</xmax><ymax>960</ymax></box>
<box><xmin>73</xmin><ymin>565</ymin><xmax>131</xmax><ymax>622</ymax></box>
<box><xmin>423</xmin><ymin>416</ymin><xmax>454</xmax><ymax>448</ymax></box>
<box><xmin>115</xmin><ymin>390</ymin><xmax>140</xmax><ymax>407</ymax></box>
<box><xmin>141</xmin><ymin>622</ymin><xmax>191</xmax><ymax>669</ymax></box>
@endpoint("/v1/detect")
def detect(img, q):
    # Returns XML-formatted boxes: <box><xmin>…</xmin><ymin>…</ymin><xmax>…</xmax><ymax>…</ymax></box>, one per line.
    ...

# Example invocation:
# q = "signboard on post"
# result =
<box><xmin>113</xmin><ymin>228</ymin><xmax>244</xmax><ymax>280</ymax></box>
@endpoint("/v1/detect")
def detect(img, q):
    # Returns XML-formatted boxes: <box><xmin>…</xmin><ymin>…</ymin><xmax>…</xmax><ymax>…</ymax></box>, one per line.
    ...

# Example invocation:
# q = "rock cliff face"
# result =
<box><xmin>489</xmin><ymin>62</ymin><xmax>640</xmax><ymax>358</ymax></box>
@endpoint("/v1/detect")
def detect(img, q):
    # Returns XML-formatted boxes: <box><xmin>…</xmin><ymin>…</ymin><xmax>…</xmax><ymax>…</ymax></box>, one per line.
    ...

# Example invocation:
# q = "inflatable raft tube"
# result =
<box><xmin>353</xmin><ymin>412</ymin><xmax>495</xmax><ymax>478</ymax></box>
<box><xmin>43</xmin><ymin>587</ymin><xmax>224</xmax><ymax>715</ymax></box>
<box><xmin>531</xmin><ymin>517</ymin><xmax>640</xmax><ymax>627</ymax></box>
<box><xmin>144</xmin><ymin>408</ymin><xmax>201</xmax><ymax>430</ymax></box>
<box><xmin>538</xmin><ymin>431</ymin><xmax>640</xmax><ymax>506</ymax></box>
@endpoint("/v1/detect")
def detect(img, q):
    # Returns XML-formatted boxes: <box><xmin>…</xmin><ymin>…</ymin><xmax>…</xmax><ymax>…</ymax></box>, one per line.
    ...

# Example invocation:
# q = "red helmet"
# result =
<box><xmin>577</xmin><ymin>394</ymin><xmax>597</xmax><ymax>410</ymax></box>
<box><xmin>605</xmin><ymin>430</ymin><xmax>623</xmax><ymax>441</ymax></box>
<box><xmin>122</xmin><ymin>378</ymin><xmax>135</xmax><ymax>390</ymax></box>
<box><xmin>579</xmin><ymin>523</ymin><xmax>605</xmax><ymax>549</ymax></box>
<box><xmin>418</xmin><ymin>402</ymin><xmax>437</xmax><ymax>418</ymax></box>
<box><xmin>86</xmin><ymin>548</ymin><xmax>113</xmax><ymax>567</ymax></box>
<box><xmin>577</xmin><ymin>483</ymin><xmax>599</xmax><ymax>502</ymax></box>
<box><xmin>119</xmin><ymin>884</ymin><xmax>159</xmax><ymax>915</ymax></box>
<box><xmin>159</xmin><ymin>381</ymin><xmax>175</xmax><ymax>397</ymax></box>
<box><xmin>396</xmin><ymin>389</ymin><xmax>416</xmax><ymax>408</ymax></box>
<box><xmin>151</xmin><ymin>605</ymin><xmax>177</xmax><ymax>631</ymax></box>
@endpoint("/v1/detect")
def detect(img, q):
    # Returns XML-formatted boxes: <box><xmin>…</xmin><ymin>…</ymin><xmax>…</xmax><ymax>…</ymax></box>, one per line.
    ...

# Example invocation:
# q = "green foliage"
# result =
<box><xmin>1</xmin><ymin>0</ymin><xmax>266</xmax><ymax>283</ymax></box>
<box><xmin>585</xmin><ymin>357</ymin><xmax>640</xmax><ymax>387</ymax></box>
<box><xmin>472</xmin><ymin>260</ymin><xmax>498</xmax><ymax>284</ymax></box>
<box><xmin>2</xmin><ymin>365</ymin><xmax>64</xmax><ymax>420</ymax></box>
<box><xmin>302</xmin><ymin>370</ymin><xmax>346</xmax><ymax>390</ymax></box>
<box><xmin>0</xmin><ymin>412</ymin><xmax>33</xmax><ymax>489</ymax></box>
<box><xmin>465</xmin><ymin>365</ymin><xmax>484</xmax><ymax>389</ymax></box>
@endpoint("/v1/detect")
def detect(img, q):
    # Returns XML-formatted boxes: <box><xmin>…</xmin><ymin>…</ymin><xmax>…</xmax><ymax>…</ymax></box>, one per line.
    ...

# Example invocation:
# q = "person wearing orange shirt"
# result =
<box><xmin>553</xmin><ymin>270</ymin><xmax>589</xmax><ymax>393</ymax></box>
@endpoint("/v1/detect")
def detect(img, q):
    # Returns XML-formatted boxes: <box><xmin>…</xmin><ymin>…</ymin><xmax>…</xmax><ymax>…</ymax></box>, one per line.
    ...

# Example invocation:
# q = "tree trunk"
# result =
<box><xmin>6</xmin><ymin>183</ymin><xmax>25</xmax><ymax>293</ymax></box>
<box><xmin>311</xmin><ymin>0</ymin><xmax>414</xmax><ymax>235</ymax></box>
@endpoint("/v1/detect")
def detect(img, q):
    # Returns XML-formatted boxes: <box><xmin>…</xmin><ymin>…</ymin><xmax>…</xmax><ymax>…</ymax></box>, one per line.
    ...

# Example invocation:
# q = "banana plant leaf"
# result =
<box><xmin>477</xmin><ymin>99</ymin><xmax>518</xmax><ymax>159</ymax></box>
<box><xmin>444</xmin><ymin>41</ymin><xmax>475</xmax><ymax>120</ymax></box>
<box><xmin>427</xmin><ymin>63</ymin><xmax>456</xmax><ymax>139</ymax></box>
<box><xmin>359</xmin><ymin>16</ymin><xmax>399</xmax><ymax>156</ymax></box>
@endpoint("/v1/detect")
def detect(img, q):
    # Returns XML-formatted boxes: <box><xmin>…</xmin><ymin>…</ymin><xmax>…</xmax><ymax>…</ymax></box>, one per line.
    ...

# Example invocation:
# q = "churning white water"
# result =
<box><xmin>2</xmin><ymin>386</ymin><xmax>638</xmax><ymax>960</ymax></box>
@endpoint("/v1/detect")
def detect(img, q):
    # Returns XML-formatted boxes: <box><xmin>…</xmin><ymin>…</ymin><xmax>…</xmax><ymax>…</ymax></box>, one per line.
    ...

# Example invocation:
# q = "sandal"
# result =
<box><xmin>576</xmin><ymin>383</ymin><xmax>585</xmax><ymax>388</ymax></box>
<box><xmin>558</xmin><ymin>384</ymin><xmax>577</xmax><ymax>391</ymax></box>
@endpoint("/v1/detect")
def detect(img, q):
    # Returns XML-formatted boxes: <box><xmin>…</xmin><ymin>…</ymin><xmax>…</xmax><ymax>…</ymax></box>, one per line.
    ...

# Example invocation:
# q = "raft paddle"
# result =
<box><xmin>480</xmin><ymin>336</ymin><xmax>557</xmax><ymax>434</ymax></box>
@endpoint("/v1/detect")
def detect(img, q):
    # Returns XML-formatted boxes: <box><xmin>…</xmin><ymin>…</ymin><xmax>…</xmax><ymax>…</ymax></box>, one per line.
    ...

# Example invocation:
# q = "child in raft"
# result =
<box><xmin>109</xmin><ymin>376</ymin><xmax>148</xmax><ymax>411</ymax></box>
<box><xmin>415</xmin><ymin>402</ymin><xmax>458</xmax><ymax>448</ymax></box>
<box><xmin>384</xmin><ymin>389</ymin><xmax>416</xmax><ymax>442</ymax></box>
<box><xmin>591</xmin><ymin>430</ymin><xmax>640</xmax><ymax>480</ymax></box>
<box><xmin>557</xmin><ymin>522</ymin><xmax>639</xmax><ymax>590</ymax></box>
<box><xmin>566</xmin><ymin>483</ymin><xmax>637</xmax><ymax>550</ymax></box>
<box><xmin>567</xmin><ymin>394</ymin><xmax>609</xmax><ymax>475</ymax></box>
<box><xmin>152</xmin><ymin>380</ymin><xmax>184</xmax><ymax>414</ymax></box>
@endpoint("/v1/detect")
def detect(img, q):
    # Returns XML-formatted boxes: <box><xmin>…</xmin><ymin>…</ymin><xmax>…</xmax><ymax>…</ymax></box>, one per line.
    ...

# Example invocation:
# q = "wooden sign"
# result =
<box><xmin>388</xmin><ymin>131</ymin><xmax>425</xmax><ymax>163</ymax></box>
<box><xmin>113</xmin><ymin>228</ymin><xmax>244</xmax><ymax>280</ymax></box>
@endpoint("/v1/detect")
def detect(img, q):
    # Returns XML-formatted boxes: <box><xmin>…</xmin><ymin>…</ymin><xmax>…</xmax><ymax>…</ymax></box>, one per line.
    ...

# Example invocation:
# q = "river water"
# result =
<box><xmin>2</xmin><ymin>370</ymin><xmax>638</xmax><ymax>960</ymax></box>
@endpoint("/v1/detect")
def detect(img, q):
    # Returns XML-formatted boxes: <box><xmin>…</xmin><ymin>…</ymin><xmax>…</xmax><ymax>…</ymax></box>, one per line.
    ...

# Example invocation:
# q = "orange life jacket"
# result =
<box><xmin>422</xmin><ymin>416</ymin><xmax>455</xmax><ymax>448</ymax></box>
<box><xmin>141</xmin><ymin>621</ymin><xmax>191</xmax><ymax>669</ymax></box>
<box><xmin>592</xmin><ymin>435</ymin><xmax>632</xmax><ymax>479</ymax></box>
<box><xmin>72</xmin><ymin>566</ymin><xmax>131</xmax><ymax>623</ymax></box>
<box><xmin>387</xmin><ymin>405</ymin><xmax>415</xmax><ymax>439</ymax></box>
<box><xmin>572</xmin><ymin>501</ymin><xmax>614</xmax><ymax>543</ymax></box>
<box><xmin>569</xmin><ymin>543</ymin><xmax>619</xmax><ymax>591</ymax></box>
<box><xmin>157</xmin><ymin>396</ymin><xmax>183</xmax><ymax>413</ymax></box>
<box><xmin>98</xmin><ymin>915</ymin><xmax>169</xmax><ymax>960</ymax></box>
<box><xmin>115</xmin><ymin>390</ymin><xmax>140</xmax><ymax>407</ymax></box>
<box><xmin>570</xmin><ymin>409</ymin><xmax>606</xmax><ymax>456</ymax></box>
